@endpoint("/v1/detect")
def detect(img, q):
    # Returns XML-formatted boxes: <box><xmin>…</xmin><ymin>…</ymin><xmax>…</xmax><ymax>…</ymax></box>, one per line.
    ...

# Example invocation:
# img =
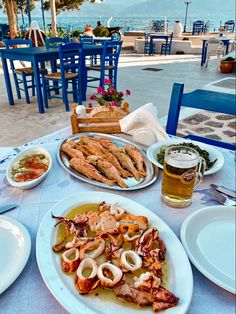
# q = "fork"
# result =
<box><xmin>210</xmin><ymin>188</ymin><xmax>236</xmax><ymax>206</ymax></box>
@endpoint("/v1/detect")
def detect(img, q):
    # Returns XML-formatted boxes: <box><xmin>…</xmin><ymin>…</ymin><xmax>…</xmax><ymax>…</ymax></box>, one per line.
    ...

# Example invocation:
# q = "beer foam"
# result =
<box><xmin>165</xmin><ymin>152</ymin><xmax>198</xmax><ymax>168</ymax></box>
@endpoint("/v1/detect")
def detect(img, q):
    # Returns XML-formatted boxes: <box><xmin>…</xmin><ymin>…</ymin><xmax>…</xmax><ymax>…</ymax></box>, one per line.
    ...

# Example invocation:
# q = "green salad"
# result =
<box><xmin>156</xmin><ymin>142</ymin><xmax>217</xmax><ymax>171</ymax></box>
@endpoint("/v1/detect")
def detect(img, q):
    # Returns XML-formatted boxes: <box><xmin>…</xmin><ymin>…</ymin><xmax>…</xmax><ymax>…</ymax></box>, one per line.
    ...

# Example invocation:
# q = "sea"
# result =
<box><xmin>0</xmin><ymin>15</ymin><xmax>234</xmax><ymax>33</ymax></box>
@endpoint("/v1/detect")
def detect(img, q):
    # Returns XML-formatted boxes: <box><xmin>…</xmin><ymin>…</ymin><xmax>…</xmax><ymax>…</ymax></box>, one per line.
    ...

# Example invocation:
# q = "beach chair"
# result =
<box><xmin>4</xmin><ymin>38</ymin><xmax>46</xmax><ymax>104</ymax></box>
<box><xmin>161</xmin><ymin>33</ymin><xmax>173</xmax><ymax>55</ymax></box>
<box><xmin>166</xmin><ymin>83</ymin><xmax>236</xmax><ymax>150</ymax></box>
<box><xmin>42</xmin><ymin>43</ymin><xmax>82</xmax><ymax>111</ymax></box>
<box><xmin>224</xmin><ymin>20</ymin><xmax>235</xmax><ymax>32</ymax></box>
<box><xmin>86</xmin><ymin>40</ymin><xmax>122</xmax><ymax>91</ymax></box>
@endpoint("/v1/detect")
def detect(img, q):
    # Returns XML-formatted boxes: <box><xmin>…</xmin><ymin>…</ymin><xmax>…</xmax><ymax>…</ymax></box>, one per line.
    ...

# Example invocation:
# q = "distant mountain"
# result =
<box><xmin>118</xmin><ymin>0</ymin><xmax>235</xmax><ymax>18</ymax></box>
<box><xmin>0</xmin><ymin>0</ymin><xmax>235</xmax><ymax>19</ymax></box>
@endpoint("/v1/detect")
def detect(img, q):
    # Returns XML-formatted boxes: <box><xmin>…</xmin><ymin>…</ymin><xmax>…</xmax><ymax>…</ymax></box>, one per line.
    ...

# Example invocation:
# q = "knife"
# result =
<box><xmin>0</xmin><ymin>204</ymin><xmax>17</xmax><ymax>214</ymax></box>
<box><xmin>210</xmin><ymin>184</ymin><xmax>236</xmax><ymax>199</ymax></box>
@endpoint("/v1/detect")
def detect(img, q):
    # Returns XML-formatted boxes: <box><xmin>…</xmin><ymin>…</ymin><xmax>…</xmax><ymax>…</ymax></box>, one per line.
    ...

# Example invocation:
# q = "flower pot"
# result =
<box><xmin>220</xmin><ymin>60</ymin><xmax>235</xmax><ymax>73</ymax></box>
<box><xmin>173</xmin><ymin>21</ymin><xmax>183</xmax><ymax>38</ymax></box>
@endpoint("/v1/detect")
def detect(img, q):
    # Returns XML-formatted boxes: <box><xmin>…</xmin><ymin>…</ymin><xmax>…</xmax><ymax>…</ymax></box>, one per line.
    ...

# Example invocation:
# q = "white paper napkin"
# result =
<box><xmin>119</xmin><ymin>103</ymin><xmax>170</xmax><ymax>145</ymax></box>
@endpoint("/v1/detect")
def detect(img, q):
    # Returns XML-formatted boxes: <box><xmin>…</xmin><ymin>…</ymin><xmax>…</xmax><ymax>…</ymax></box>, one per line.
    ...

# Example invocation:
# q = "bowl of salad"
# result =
<box><xmin>147</xmin><ymin>139</ymin><xmax>224</xmax><ymax>176</ymax></box>
<box><xmin>6</xmin><ymin>146</ymin><xmax>52</xmax><ymax>189</ymax></box>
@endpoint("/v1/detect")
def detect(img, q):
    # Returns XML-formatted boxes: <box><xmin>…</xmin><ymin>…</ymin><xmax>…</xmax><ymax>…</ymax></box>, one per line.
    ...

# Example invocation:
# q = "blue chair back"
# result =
<box><xmin>5</xmin><ymin>38</ymin><xmax>32</xmax><ymax>49</ymax></box>
<box><xmin>169</xmin><ymin>32</ymin><xmax>173</xmax><ymax>45</ymax></box>
<box><xmin>79</xmin><ymin>34</ymin><xmax>94</xmax><ymax>44</ymax></box>
<box><xmin>224</xmin><ymin>20</ymin><xmax>235</xmax><ymax>32</ymax></box>
<box><xmin>5</xmin><ymin>38</ymin><xmax>33</xmax><ymax>71</ymax></box>
<box><xmin>101</xmin><ymin>40</ymin><xmax>122</xmax><ymax>67</ymax></box>
<box><xmin>58</xmin><ymin>42</ymin><xmax>82</xmax><ymax>76</ymax></box>
<box><xmin>45</xmin><ymin>36</ymin><xmax>69</xmax><ymax>48</ymax></box>
<box><xmin>166</xmin><ymin>83</ymin><xmax>236</xmax><ymax>150</ymax></box>
<box><xmin>192</xmin><ymin>20</ymin><xmax>204</xmax><ymax>35</ymax></box>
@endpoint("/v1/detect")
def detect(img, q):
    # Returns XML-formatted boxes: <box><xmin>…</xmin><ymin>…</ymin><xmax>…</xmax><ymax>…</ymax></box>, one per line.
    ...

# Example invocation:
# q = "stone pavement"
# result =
<box><xmin>0</xmin><ymin>54</ymin><xmax>235</xmax><ymax>147</ymax></box>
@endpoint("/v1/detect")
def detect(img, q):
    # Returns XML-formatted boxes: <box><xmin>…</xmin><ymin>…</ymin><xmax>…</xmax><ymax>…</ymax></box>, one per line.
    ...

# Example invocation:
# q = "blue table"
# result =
<box><xmin>0</xmin><ymin>45</ymin><xmax>104</xmax><ymax>113</ymax></box>
<box><xmin>149</xmin><ymin>34</ymin><xmax>169</xmax><ymax>55</ymax></box>
<box><xmin>201</xmin><ymin>38</ymin><xmax>231</xmax><ymax>66</ymax></box>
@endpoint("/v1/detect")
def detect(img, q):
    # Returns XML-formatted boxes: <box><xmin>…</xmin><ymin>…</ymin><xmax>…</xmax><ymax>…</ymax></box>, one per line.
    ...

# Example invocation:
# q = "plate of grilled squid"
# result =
<box><xmin>57</xmin><ymin>133</ymin><xmax>158</xmax><ymax>190</ymax></box>
<box><xmin>36</xmin><ymin>192</ymin><xmax>193</xmax><ymax>314</ymax></box>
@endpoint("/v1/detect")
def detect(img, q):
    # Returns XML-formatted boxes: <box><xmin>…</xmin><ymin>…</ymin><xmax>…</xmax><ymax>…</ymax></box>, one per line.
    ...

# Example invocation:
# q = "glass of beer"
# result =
<box><xmin>161</xmin><ymin>145</ymin><xmax>206</xmax><ymax>208</ymax></box>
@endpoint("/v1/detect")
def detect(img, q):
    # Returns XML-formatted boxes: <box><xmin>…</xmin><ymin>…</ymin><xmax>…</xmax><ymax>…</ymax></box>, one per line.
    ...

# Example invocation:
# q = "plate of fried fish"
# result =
<box><xmin>57</xmin><ymin>133</ymin><xmax>158</xmax><ymax>190</ymax></box>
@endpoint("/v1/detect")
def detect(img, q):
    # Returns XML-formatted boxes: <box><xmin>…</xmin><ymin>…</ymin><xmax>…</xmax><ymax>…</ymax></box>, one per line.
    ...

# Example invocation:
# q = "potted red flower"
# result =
<box><xmin>88</xmin><ymin>79</ymin><xmax>130</xmax><ymax>117</ymax></box>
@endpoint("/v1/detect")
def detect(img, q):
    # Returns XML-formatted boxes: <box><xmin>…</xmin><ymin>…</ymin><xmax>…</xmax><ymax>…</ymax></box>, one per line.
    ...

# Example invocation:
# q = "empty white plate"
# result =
<box><xmin>181</xmin><ymin>205</ymin><xmax>235</xmax><ymax>294</ymax></box>
<box><xmin>0</xmin><ymin>216</ymin><xmax>31</xmax><ymax>294</ymax></box>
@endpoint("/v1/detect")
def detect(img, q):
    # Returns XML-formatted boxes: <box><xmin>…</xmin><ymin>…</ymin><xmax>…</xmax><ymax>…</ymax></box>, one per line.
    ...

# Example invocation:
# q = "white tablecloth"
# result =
<box><xmin>0</xmin><ymin>128</ymin><xmax>235</xmax><ymax>314</ymax></box>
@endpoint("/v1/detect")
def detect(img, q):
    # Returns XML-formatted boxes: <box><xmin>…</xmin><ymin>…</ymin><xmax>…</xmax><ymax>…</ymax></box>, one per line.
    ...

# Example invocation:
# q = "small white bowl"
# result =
<box><xmin>6</xmin><ymin>146</ymin><xmax>52</xmax><ymax>189</ymax></box>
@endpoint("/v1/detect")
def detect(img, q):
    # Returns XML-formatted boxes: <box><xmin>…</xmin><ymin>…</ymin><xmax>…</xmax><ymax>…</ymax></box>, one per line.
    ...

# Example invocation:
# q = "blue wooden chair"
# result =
<box><xmin>161</xmin><ymin>32</ymin><xmax>173</xmax><ymax>55</ymax></box>
<box><xmin>79</xmin><ymin>35</ymin><xmax>94</xmax><ymax>44</ymax></box>
<box><xmin>224</xmin><ymin>20</ymin><xmax>235</xmax><ymax>32</ymax></box>
<box><xmin>86</xmin><ymin>40</ymin><xmax>122</xmax><ymax>90</ymax></box>
<box><xmin>42</xmin><ymin>42</ymin><xmax>82</xmax><ymax>111</ymax></box>
<box><xmin>45</xmin><ymin>37</ymin><xmax>69</xmax><ymax>48</ymax></box>
<box><xmin>166</xmin><ymin>83</ymin><xmax>236</xmax><ymax>150</ymax></box>
<box><xmin>192</xmin><ymin>20</ymin><xmax>204</xmax><ymax>35</ymax></box>
<box><xmin>4</xmin><ymin>38</ymin><xmax>46</xmax><ymax>104</ymax></box>
<box><xmin>144</xmin><ymin>32</ymin><xmax>155</xmax><ymax>55</ymax></box>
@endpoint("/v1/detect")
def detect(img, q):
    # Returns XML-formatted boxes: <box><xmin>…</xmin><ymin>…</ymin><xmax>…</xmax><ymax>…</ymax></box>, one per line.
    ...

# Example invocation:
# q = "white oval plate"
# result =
<box><xmin>36</xmin><ymin>192</ymin><xmax>193</xmax><ymax>314</ymax></box>
<box><xmin>147</xmin><ymin>139</ymin><xmax>224</xmax><ymax>175</ymax></box>
<box><xmin>0</xmin><ymin>216</ymin><xmax>31</xmax><ymax>294</ymax></box>
<box><xmin>181</xmin><ymin>205</ymin><xmax>235</xmax><ymax>294</ymax></box>
<box><xmin>6</xmin><ymin>146</ymin><xmax>52</xmax><ymax>190</ymax></box>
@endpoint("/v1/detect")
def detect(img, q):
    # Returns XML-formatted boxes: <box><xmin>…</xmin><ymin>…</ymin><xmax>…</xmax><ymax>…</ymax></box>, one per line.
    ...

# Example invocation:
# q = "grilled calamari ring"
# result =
<box><xmin>76</xmin><ymin>257</ymin><xmax>99</xmax><ymax>294</ymax></box>
<box><xmin>62</xmin><ymin>248</ymin><xmax>80</xmax><ymax>273</ymax></box>
<box><xmin>80</xmin><ymin>238</ymin><xmax>105</xmax><ymax>260</ymax></box>
<box><xmin>97</xmin><ymin>262</ymin><xmax>123</xmax><ymax>287</ymax></box>
<box><xmin>121</xmin><ymin>250</ymin><xmax>142</xmax><ymax>272</ymax></box>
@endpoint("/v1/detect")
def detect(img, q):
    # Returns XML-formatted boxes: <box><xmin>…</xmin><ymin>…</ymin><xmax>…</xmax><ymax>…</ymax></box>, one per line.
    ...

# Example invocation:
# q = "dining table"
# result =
<box><xmin>149</xmin><ymin>34</ymin><xmax>170</xmax><ymax>55</ymax></box>
<box><xmin>0</xmin><ymin>127</ymin><xmax>235</xmax><ymax>314</ymax></box>
<box><xmin>0</xmin><ymin>44</ymin><xmax>104</xmax><ymax>114</ymax></box>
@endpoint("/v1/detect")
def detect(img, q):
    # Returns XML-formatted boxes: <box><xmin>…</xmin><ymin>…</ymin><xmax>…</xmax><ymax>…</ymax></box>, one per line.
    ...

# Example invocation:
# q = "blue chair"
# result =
<box><xmin>144</xmin><ymin>32</ymin><xmax>155</xmax><ymax>55</ymax></box>
<box><xmin>192</xmin><ymin>20</ymin><xmax>204</xmax><ymax>35</ymax></box>
<box><xmin>86</xmin><ymin>40</ymin><xmax>122</xmax><ymax>90</ymax></box>
<box><xmin>4</xmin><ymin>38</ymin><xmax>46</xmax><ymax>104</ymax></box>
<box><xmin>42</xmin><ymin>42</ymin><xmax>82</xmax><ymax>111</ymax></box>
<box><xmin>151</xmin><ymin>20</ymin><xmax>165</xmax><ymax>32</ymax></box>
<box><xmin>79</xmin><ymin>34</ymin><xmax>94</xmax><ymax>44</ymax></box>
<box><xmin>224</xmin><ymin>20</ymin><xmax>235</xmax><ymax>32</ymax></box>
<box><xmin>166</xmin><ymin>83</ymin><xmax>236</xmax><ymax>150</ymax></box>
<box><xmin>161</xmin><ymin>33</ymin><xmax>173</xmax><ymax>55</ymax></box>
<box><xmin>45</xmin><ymin>37</ymin><xmax>69</xmax><ymax>48</ymax></box>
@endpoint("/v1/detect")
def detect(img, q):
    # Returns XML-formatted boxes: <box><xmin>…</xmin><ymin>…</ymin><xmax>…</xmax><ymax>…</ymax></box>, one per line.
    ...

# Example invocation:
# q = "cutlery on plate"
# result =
<box><xmin>0</xmin><ymin>204</ymin><xmax>17</xmax><ymax>214</ymax></box>
<box><xmin>210</xmin><ymin>184</ymin><xmax>236</xmax><ymax>199</ymax></box>
<box><xmin>210</xmin><ymin>188</ymin><xmax>236</xmax><ymax>206</ymax></box>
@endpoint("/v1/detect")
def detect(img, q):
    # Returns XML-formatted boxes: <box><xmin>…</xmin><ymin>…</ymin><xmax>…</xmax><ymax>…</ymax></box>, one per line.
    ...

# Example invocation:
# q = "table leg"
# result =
<box><xmin>165</xmin><ymin>39</ymin><xmax>168</xmax><ymax>56</ymax></box>
<box><xmin>51</xmin><ymin>60</ymin><xmax>59</xmax><ymax>95</ymax></box>
<box><xmin>1</xmin><ymin>56</ymin><xmax>14</xmax><ymax>105</ymax></box>
<box><xmin>32</xmin><ymin>58</ymin><xmax>44</xmax><ymax>114</ymax></box>
<box><xmin>81</xmin><ymin>54</ymin><xmax>87</xmax><ymax>101</ymax></box>
<box><xmin>201</xmin><ymin>41</ymin><xmax>206</xmax><ymax>66</ymax></box>
<box><xmin>149</xmin><ymin>38</ymin><xmax>153</xmax><ymax>55</ymax></box>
